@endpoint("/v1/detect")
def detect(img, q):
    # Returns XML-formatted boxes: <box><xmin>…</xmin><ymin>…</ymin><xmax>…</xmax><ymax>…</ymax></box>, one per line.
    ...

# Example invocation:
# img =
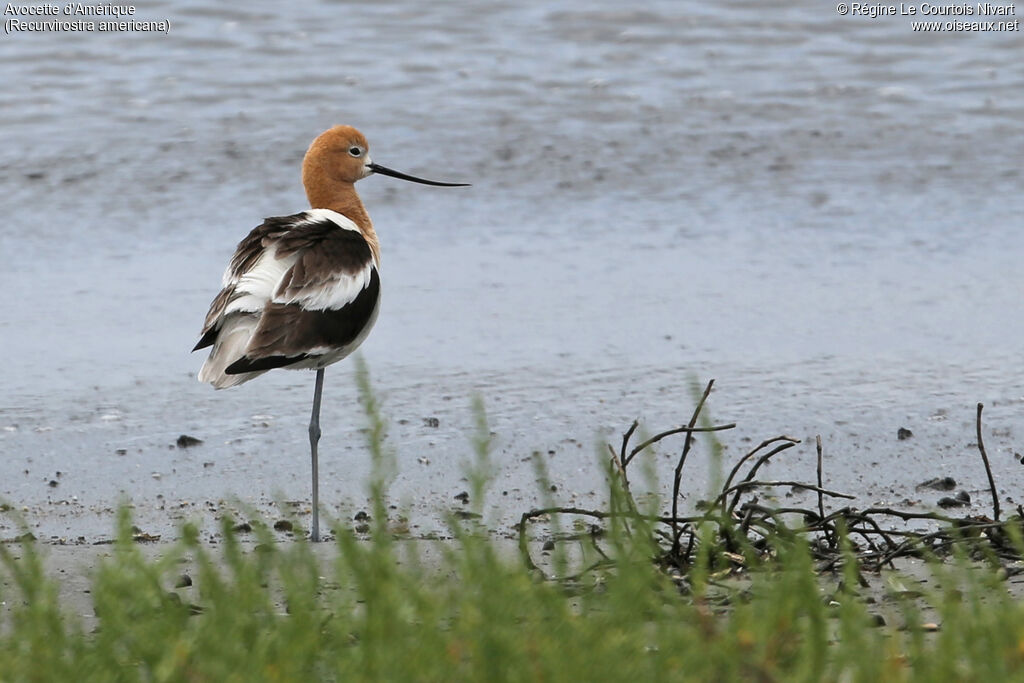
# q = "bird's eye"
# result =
<box><xmin>348</xmin><ymin>146</ymin><xmax>363</xmax><ymax>157</ymax></box>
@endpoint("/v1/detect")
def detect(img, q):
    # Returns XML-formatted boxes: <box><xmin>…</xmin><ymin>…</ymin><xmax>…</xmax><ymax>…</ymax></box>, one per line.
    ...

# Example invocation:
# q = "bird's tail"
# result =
<box><xmin>197</xmin><ymin>316</ymin><xmax>267</xmax><ymax>389</ymax></box>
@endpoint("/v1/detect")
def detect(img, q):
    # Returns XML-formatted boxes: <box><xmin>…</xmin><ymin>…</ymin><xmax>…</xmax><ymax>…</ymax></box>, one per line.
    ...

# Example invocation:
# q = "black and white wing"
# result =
<box><xmin>194</xmin><ymin>209</ymin><xmax>380</xmax><ymax>389</ymax></box>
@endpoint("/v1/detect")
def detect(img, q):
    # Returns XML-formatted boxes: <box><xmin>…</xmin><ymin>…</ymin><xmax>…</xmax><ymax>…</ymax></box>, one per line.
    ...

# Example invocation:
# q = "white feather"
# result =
<box><xmin>273</xmin><ymin>264</ymin><xmax>374</xmax><ymax>311</ymax></box>
<box><xmin>197</xmin><ymin>315</ymin><xmax>267</xmax><ymax>389</ymax></box>
<box><xmin>197</xmin><ymin>208</ymin><xmax>378</xmax><ymax>389</ymax></box>
<box><xmin>225</xmin><ymin>210</ymin><xmax>373</xmax><ymax>315</ymax></box>
<box><xmin>225</xmin><ymin>246</ymin><xmax>298</xmax><ymax>316</ymax></box>
<box><xmin>302</xmin><ymin>208</ymin><xmax>361</xmax><ymax>233</ymax></box>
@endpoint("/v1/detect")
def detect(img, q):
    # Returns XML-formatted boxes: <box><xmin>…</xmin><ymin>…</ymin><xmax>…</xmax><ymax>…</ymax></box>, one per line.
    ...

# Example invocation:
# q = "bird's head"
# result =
<box><xmin>303</xmin><ymin>125</ymin><xmax>469</xmax><ymax>188</ymax></box>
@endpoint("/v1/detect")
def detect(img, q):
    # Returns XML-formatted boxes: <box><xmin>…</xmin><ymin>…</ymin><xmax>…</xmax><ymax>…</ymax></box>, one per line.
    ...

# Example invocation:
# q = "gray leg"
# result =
<box><xmin>308</xmin><ymin>368</ymin><xmax>325</xmax><ymax>542</ymax></box>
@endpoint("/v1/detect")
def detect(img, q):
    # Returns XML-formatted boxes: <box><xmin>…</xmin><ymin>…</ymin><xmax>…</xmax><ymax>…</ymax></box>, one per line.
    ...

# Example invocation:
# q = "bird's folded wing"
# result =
<box><xmin>194</xmin><ymin>209</ymin><xmax>375</xmax><ymax>349</ymax></box>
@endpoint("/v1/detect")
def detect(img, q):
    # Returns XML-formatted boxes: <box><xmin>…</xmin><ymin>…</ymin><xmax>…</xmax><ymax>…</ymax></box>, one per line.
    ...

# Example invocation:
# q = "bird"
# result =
<box><xmin>192</xmin><ymin>125</ymin><xmax>468</xmax><ymax>541</ymax></box>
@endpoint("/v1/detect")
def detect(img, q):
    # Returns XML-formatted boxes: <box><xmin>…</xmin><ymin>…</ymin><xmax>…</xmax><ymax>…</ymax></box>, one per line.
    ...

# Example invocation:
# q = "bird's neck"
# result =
<box><xmin>304</xmin><ymin>178</ymin><xmax>381</xmax><ymax>265</ymax></box>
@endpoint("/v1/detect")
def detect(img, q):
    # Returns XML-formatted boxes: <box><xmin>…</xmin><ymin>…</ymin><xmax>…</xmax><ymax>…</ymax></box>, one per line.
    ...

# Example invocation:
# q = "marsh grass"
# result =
<box><xmin>3</xmin><ymin>363</ymin><xmax>1024</xmax><ymax>681</ymax></box>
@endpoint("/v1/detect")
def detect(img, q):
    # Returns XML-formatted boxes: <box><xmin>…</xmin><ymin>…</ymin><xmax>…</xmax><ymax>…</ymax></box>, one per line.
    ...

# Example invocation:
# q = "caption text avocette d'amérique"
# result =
<box><xmin>4</xmin><ymin>3</ymin><xmax>170</xmax><ymax>34</ymax></box>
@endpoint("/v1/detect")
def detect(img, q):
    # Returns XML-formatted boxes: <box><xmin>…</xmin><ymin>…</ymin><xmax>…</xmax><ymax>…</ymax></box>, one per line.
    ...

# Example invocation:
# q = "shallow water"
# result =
<box><xmin>2</xmin><ymin>0</ymin><xmax>1023</xmax><ymax>541</ymax></box>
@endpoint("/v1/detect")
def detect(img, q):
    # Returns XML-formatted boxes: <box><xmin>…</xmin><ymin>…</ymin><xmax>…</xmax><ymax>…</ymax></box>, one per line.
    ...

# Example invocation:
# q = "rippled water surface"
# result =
<box><xmin>2</xmin><ymin>1</ymin><xmax>1023</xmax><ymax>540</ymax></box>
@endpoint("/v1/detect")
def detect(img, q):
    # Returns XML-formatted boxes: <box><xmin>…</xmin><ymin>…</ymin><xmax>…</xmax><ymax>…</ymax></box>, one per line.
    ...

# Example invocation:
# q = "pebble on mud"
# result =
<box><xmin>454</xmin><ymin>491</ymin><xmax>470</xmax><ymax>504</ymax></box>
<box><xmin>176</xmin><ymin>434</ymin><xmax>204</xmax><ymax>448</ymax></box>
<box><xmin>916</xmin><ymin>477</ymin><xmax>956</xmax><ymax>491</ymax></box>
<box><xmin>175</xmin><ymin>574</ymin><xmax>193</xmax><ymax>588</ymax></box>
<box><xmin>273</xmin><ymin>519</ymin><xmax>293</xmax><ymax>532</ymax></box>
<box><xmin>233</xmin><ymin>522</ymin><xmax>252</xmax><ymax>533</ymax></box>
<box><xmin>936</xmin><ymin>491</ymin><xmax>970</xmax><ymax>508</ymax></box>
<box><xmin>897</xmin><ymin>427</ymin><xmax>913</xmax><ymax>441</ymax></box>
<box><xmin>423</xmin><ymin>417</ymin><xmax>440</xmax><ymax>428</ymax></box>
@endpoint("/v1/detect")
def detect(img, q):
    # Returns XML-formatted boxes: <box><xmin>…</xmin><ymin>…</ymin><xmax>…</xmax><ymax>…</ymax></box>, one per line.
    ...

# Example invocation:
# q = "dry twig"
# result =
<box><xmin>517</xmin><ymin>385</ymin><xmax>1022</xmax><ymax>584</ymax></box>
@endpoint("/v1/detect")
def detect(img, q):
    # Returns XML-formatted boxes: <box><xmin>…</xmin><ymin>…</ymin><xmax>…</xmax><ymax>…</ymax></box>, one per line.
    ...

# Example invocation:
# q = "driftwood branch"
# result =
<box><xmin>976</xmin><ymin>402</ymin><xmax>1000</xmax><ymax>522</ymax></box>
<box><xmin>624</xmin><ymin>423</ymin><xmax>736</xmax><ymax>467</ymax></box>
<box><xmin>517</xmin><ymin>386</ymin><xmax>1020</xmax><ymax>583</ymax></box>
<box><xmin>671</xmin><ymin>380</ymin><xmax>715</xmax><ymax>561</ymax></box>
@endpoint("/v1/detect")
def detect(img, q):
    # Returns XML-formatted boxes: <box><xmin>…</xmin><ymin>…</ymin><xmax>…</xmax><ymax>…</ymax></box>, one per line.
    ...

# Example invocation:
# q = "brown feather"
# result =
<box><xmin>227</xmin><ymin>269</ymin><xmax>380</xmax><ymax>373</ymax></box>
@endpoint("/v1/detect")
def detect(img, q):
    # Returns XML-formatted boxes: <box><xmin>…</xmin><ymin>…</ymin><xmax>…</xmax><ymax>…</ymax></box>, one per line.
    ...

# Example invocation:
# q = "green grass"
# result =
<box><xmin>3</xmin><ymin>364</ymin><xmax>1024</xmax><ymax>681</ymax></box>
<box><xmin>4</xmin><ymin>512</ymin><xmax>1024</xmax><ymax>682</ymax></box>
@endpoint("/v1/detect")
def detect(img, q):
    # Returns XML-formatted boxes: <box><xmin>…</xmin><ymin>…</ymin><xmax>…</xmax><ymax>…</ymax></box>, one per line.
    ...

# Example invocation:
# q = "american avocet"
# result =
<box><xmin>193</xmin><ymin>125</ymin><xmax>468</xmax><ymax>541</ymax></box>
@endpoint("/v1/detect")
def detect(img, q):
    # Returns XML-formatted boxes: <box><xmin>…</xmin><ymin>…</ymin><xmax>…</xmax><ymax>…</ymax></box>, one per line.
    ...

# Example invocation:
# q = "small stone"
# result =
<box><xmin>176</xmin><ymin>435</ymin><xmax>204</xmax><ymax>448</ymax></box>
<box><xmin>454</xmin><ymin>491</ymin><xmax>470</xmax><ymax>504</ymax></box>
<box><xmin>354</xmin><ymin>510</ymin><xmax>370</xmax><ymax>522</ymax></box>
<box><xmin>48</xmin><ymin>480</ymin><xmax>58</xmax><ymax>488</ymax></box>
<box><xmin>175</xmin><ymin>574</ymin><xmax>193</xmax><ymax>588</ymax></box>
<box><xmin>916</xmin><ymin>477</ymin><xmax>956</xmax><ymax>491</ymax></box>
<box><xmin>937</xmin><ymin>496</ymin><xmax>967</xmax><ymax>509</ymax></box>
<box><xmin>355</xmin><ymin>523</ymin><xmax>370</xmax><ymax>534</ymax></box>
<box><xmin>273</xmin><ymin>520</ymin><xmax>293</xmax><ymax>532</ymax></box>
<box><xmin>955</xmin><ymin>490</ymin><xmax>971</xmax><ymax>504</ymax></box>
<box><xmin>115</xmin><ymin>448</ymin><xmax>127</xmax><ymax>456</ymax></box>
<box><xmin>233</xmin><ymin>522</ymin><xmax>252</xmax><ymax>533</ymax></box>
<box><xmin>897</xmin><ymin>427</ymin><xmax>913</xmax><ymax>441</ymax></box>
<box><xmin>542</xmin><ymin>539</ymin><xmax>555</xmax><ymax>551</ymax></box>
<box><xmin>423</xmin><ymin>417</ymin><xmax>440</xmax><ymax>428</ymax></box>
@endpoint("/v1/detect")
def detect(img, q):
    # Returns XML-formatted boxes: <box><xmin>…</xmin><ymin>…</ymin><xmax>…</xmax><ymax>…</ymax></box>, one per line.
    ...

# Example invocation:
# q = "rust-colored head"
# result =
<box><xmin>302</xmin><ymin>125</ymin><xmax>372</xmax><ymax>191</ymax></box>
<box><xmin>302</xmin><ymin>125</ymin><xmax>470</xmax><ymax>211</ymax></box>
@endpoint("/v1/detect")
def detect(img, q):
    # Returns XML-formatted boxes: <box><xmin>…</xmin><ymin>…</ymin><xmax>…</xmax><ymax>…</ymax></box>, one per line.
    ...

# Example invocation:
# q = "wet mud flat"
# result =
<box><xmin>2</xmin><ymin>363</ymin><xmax>1022</xmax><ymax>546</ymax></box>
<box><xmin>2</xmin><ymin>1</ymin><xmax>1024</xmax><ymax>545</ymax></box>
